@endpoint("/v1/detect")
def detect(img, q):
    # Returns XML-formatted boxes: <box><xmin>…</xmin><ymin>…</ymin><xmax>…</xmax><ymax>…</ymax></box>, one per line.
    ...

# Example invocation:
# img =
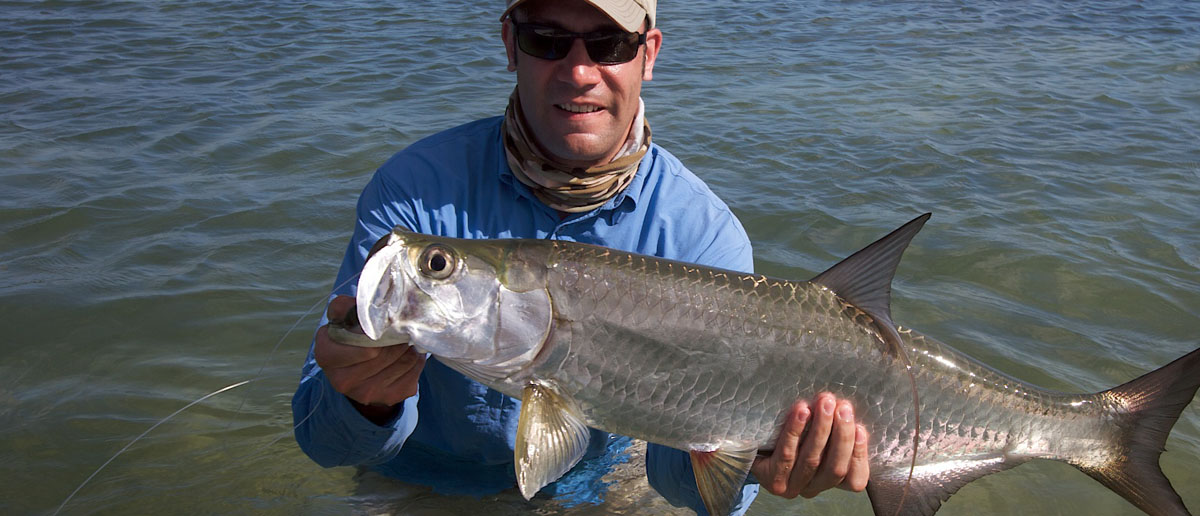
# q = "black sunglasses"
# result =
<box><xmin>512</xmin><ymin>22</ymin><xmax>646</xmax><ymax>65</ymax></box>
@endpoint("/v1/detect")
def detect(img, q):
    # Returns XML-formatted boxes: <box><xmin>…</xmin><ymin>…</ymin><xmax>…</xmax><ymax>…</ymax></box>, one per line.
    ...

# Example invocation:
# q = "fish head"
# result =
<box><xmin>355</xmin><ymin>228</ymin><xmax>553</xmax><ymax>383</ymax></box>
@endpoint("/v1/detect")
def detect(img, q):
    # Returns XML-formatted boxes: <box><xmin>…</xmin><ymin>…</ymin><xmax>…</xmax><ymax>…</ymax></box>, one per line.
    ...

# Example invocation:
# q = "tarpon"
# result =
<box><xmin>336</xmin><ymin>214</ymin><xmax>1200</xmax><ymax>516</ymax></box>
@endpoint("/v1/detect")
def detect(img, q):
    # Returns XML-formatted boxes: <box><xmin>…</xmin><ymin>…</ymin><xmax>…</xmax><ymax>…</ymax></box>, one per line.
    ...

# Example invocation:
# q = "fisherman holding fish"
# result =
<box><xmin>292</xmin><ymin>1</ymin><xmax>869</xmax><ymax>513</ymax></box>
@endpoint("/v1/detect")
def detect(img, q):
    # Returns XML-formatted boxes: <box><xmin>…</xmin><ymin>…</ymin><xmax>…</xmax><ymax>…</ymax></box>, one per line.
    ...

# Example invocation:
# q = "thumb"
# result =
<box><xmin>326</xmin><ymin>295</ymin><xmax>357</xmax><ymax>327</ymax></box>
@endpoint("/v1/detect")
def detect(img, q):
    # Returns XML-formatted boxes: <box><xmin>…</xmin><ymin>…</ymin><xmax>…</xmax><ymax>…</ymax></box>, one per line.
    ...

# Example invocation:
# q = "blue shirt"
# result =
<box><xmin>292</xmin><ymin>116</ymin><xmax>759</xmax><ymax>515</ymax></box>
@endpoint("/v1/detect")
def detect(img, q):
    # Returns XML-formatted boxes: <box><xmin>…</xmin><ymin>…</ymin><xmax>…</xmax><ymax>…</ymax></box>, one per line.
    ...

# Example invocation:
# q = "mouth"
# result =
<box><xmin>357</xmin><ymin>241</ymin><xmax>408</xmax><ymax>342</ymax></box>
<box><xmin>555</xmin><ymin>103</ymin><xmax>604</xmax><ymax>115</ymax></box>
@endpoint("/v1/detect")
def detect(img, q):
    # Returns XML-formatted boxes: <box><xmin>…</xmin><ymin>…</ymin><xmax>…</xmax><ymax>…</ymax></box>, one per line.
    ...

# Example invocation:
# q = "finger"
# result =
<box><xmin>318</xmin><ymin>335</ymin><xmax>416</xmax><ymax>399</ymax></box>
<box><xmin>313</xmin><ymin>326</ymin><xmax>381</xmax><ymax>369</ymax></box>
<box><xmin>364</xmin><ymin>347</ymin><xmax>427</xmax><ymax>404</ymax></box>
<box><xmin>344</xmin><ymin>343</ymin><xmax>412</xmax><ymax>382</ymax></box>
<box><xmin>839</xmin><ymin>424</ymin><xmax>870</xmax><ymax>492</ymax></box>
<box><xmin>803</xmin><ymin>399</ymin><xmax>857</xmax><ymax>497</ymax></box>
<box><xmin>790</xmin><ymin>393</ymin><xmax>836</xmax><ymax>496</ymax></box>
<box><xmin>334</xmin><ymin>344</ymin><xmax>417</xmax><ymax>403</ymax></box>
<box><xmin>326</xmin><ymin>295</ymin><xmax>356</xmax><ymax>324</ymax></box>
<box><xmin>751</xmin><ymin>399</ymin><xmax>810</xmax><ymax>495</ymax></box>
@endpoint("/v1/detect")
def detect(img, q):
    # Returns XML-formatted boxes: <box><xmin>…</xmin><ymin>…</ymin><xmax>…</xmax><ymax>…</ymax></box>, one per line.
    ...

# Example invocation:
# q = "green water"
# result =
<box><xmin>2</xmin><ymin>1</ymin><xmax>1198</xmax><ymax>514</ymax></box>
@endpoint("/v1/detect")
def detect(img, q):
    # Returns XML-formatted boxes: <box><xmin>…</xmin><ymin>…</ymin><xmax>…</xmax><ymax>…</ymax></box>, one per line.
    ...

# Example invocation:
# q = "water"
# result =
<box><xmin>2</xmin><ymin>0</ymin><xmax>1198</xmax><ymax>514</ymax></box>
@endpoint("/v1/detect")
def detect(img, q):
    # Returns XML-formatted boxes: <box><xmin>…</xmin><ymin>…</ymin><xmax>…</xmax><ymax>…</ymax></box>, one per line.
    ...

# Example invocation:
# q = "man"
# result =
<box><xmin>292</xmin><ymin>1</ymin><xmax>869</xmax><ymax>514</ymax></box>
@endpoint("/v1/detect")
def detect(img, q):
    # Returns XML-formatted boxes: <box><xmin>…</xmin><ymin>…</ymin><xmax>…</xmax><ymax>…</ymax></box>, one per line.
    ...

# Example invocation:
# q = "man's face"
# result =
<box><xmin>502</xmin><ymin>0</ymin><xmax>662</xmax><ymax>168</ymax></box>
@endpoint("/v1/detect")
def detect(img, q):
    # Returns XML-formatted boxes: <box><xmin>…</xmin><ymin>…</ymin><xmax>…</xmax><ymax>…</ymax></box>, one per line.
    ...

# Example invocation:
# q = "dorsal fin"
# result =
<box><xmin>811</xmin><ymin>213</ymin><xmax>931</xmax><ymax>516</ymax></box>
<box><xmin>810</xmin><ymin>213</ymin><xmax>930</xmax><ymax>325</ymax></box>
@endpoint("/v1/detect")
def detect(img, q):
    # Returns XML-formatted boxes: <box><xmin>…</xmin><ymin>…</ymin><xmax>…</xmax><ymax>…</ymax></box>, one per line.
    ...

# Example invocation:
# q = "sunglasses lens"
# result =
<box><xmin>515</xmin><ymin>24</ymin><xmax>642</xmax><ymax>64</ymax></box>
<box><xmin>584</xmin><ymin>33</ymin><xmax>640</xmax><ymax>64</ymax></box>
<box><xmin>516</xmin><ymin>26</ymin><xmax>570</xmax><ymax>59</ymax></box>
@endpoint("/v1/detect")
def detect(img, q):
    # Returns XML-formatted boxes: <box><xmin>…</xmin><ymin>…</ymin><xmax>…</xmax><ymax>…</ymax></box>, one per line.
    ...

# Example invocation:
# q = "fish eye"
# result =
<box><xmin>418</xmin><ymin>244</ymin><xmax>457</xmax><ymax>280</ymax></box>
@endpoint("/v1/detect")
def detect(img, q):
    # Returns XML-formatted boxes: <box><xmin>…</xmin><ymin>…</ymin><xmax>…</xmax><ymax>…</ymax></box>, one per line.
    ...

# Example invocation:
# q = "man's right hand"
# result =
<box><xmin>314</xmin><ymin>295</ymin><xmax>427</xmax><ymax>424</ymax></box>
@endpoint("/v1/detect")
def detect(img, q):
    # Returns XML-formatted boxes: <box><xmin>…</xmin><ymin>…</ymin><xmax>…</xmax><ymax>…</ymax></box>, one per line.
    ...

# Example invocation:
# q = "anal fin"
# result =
<box><xmin>689</xmin><ymin>444</ymin><xmax>756</xmax><ymax>516</ymax></box>
<box><xmin>515</xmin><ymin>381</ymin><xmax>591</xmax><ymax>499</ymax></box>
<box><xmin>866</xmin><ymin>456</ymin><xmax>1024</xmax><ymax>516</ymax></box>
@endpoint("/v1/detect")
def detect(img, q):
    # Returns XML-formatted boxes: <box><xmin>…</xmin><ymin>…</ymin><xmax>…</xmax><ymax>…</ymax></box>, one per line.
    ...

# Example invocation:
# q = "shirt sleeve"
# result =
<box><xmin>643</xmin><ymin>200</ymin><xmax>759</xmax><ymax>515</ymax></box>
<box><xmin>291</xmin><ymin>166</ymin><xmax>424</xmax><ymax>468</ymax></box>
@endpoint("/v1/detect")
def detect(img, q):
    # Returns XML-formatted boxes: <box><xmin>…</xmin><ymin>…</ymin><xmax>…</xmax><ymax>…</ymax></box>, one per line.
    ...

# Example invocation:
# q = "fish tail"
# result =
<box><xmin>1080</xmin><ymin>347</ymin><xmax>1200</xmax><ymax>516</ymax></box>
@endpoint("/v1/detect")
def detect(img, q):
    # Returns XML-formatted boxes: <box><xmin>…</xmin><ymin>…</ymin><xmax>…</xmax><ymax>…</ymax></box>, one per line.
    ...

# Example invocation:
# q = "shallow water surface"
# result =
<box><xmin>2</xmin><ymin>1</ymin><xmax>1198</xmax><ymax>515</ymax></box>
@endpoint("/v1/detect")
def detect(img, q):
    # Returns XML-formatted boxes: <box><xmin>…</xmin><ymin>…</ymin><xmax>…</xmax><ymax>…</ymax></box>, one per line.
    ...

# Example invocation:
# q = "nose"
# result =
<box><xmin>556</xmin><ymin>38</ymin><xmax>602</xmax><ymax>87</ymax></box>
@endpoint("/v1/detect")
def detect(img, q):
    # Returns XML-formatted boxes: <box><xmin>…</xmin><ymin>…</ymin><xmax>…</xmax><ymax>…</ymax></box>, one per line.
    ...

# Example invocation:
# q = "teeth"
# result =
<box><xmin>558</xmin><ymin>104</ymin><xmax>601</xmax><ymax>113</ymax></box>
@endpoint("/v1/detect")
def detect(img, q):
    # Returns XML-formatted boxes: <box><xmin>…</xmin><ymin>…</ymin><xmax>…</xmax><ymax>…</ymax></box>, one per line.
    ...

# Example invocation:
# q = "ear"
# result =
<box><xmin>502</xmin><ymin>21</ymin><xmax>518</xmax><ymax>72</ymax></box>
<box><xmin>642</xmin><ymin>27</ymin><xmax>662</xmax><ymax>81</ymax></box>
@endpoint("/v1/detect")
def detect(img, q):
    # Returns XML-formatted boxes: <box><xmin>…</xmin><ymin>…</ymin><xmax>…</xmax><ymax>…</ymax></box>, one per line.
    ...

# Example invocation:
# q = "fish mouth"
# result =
<box><xmin>356</xmin><ymin>236</ymin><xmax>411</xmax><ymax>344</ymax></box>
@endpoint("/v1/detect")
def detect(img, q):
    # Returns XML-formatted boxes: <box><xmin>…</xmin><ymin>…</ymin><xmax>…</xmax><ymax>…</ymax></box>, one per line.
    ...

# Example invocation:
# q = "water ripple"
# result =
<box><xmin>2</xmin><ymin>0</ymin><xmax>1198</xmax><ymax>514</ymax></box>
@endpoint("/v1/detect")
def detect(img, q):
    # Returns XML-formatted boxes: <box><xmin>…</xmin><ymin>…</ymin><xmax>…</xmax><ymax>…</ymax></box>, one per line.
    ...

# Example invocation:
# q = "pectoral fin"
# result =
<box><xmin>689</xmin><ymin>444</ymin><xmax>757</xmax><ymax>516</ymax></box>
<box><xmin>515</xmin><ymin>381</ymin><xmax>591</xmax><ymax>500</ymax></box>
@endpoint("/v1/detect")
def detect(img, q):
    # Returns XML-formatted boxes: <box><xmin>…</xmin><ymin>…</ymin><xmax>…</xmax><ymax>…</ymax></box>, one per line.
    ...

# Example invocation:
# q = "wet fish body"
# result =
<box><xmin>348</xmin><ymin>215</ymin><xmax>1200</xmax><ymax>516</ymax></box>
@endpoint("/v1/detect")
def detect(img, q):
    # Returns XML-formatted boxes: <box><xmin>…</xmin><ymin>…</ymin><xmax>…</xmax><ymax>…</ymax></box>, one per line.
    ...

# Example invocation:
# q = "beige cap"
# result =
<box><xmin>501</xmin><ymin>0</ymin><xmax>656</xmax><ymax>33</ymax></box>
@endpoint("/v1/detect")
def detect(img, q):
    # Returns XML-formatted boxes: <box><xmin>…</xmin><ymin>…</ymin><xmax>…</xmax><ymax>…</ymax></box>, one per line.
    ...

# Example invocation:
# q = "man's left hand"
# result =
<box><xmin>750</xmin><ymin>392</ymin><xmax>870</xmax><ymax>498</ymax></box>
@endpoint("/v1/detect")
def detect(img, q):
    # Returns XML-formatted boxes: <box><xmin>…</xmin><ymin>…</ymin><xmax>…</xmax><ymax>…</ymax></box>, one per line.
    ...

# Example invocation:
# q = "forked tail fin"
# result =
<box><xmin>1078</xmin><ymin>347</ymin><xmax>1200</xmax><ymax>516</ymax></box>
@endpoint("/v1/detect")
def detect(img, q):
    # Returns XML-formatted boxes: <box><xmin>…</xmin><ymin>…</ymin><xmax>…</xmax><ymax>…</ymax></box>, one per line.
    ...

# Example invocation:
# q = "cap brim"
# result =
<box><xmin>500</xmin><ymin>0</ymin><xmax>647</xmax><ymax>33</ymax></box>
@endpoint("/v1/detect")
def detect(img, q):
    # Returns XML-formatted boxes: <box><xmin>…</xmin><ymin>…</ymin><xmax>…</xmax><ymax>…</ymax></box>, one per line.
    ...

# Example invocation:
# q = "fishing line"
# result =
<box><xmin>56</xmin><ymin>273</ymin><xmax>361</xmax><ymax>514</ymax></box>
<box><xmin>227</xmin><ymin>272</ymin><xmax>368</xmax><ymax>462</ymax></box>
<box><xmin>225</xmin><ymin>284</ymin><xmax>341</xmax><ymax>417</ymax></box>
<box><xmin>53</xmin><ymin>379</ymin><xmax>254</xmax><ymax>516</ymax></box>
<box><xmin>216</xmin><ymin>273</ymin><xmax>362</xmax><ymax>460</ymax></box>
<box><xmin>235</xmin><ymin>373</ymin><xmax>329</xmax><ymax>463</ymax></box>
